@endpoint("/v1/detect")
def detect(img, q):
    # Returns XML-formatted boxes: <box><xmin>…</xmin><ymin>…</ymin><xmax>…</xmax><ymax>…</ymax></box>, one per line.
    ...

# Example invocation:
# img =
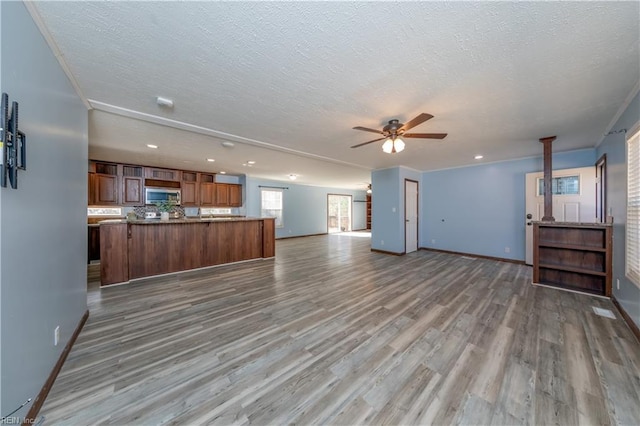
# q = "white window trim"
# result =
<box><xmin>626</xmin><ymin>127</ymin><xmax>640</xmax><ymax>288</ymax></box>
<box><xmin>261</xmin><ymin>188</ymin><xmax>284</xmax><ymax>228</ymax></box>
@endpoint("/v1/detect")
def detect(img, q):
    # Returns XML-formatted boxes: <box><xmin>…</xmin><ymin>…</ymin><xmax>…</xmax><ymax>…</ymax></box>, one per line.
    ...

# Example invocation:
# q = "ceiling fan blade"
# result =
<box><xmin>351</xmin><ymin>137</ymin><xmax>387</xmax><ymax>148</ymax></box>
<box><xmin>403</xmin><ymin>133</ymin><xmax>448</xmax><ymax>139</ymax></box>
<box><xmin>353</xmin><ymin>126</ymin><xmax>386</xmax><ymax>135</ymax></box>
<box><xmin>400</xmin><ymin>113</ymin><xmax>434</xmax><ymax>132</ymax></box>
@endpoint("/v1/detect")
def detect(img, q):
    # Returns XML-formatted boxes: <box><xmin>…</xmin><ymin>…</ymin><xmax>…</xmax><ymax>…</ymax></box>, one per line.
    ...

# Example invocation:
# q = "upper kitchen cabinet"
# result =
<box><xmin>215</xmin><ymin>183</ymin><xmax>230</xmax><ymax>207</ymax></box>
<box><xmin>90</xmin><ymin>161</ymin><xmax>119</xmax><ymax>205</ymax></box>
<box><xmin>181</xmin><ymin>171</ymin><xmax>199</xmax><ymax>206</ymax></box>
<box><xmin>228</xmin><ymin>184</ymin><xmax>242</xmax><ymax>207</ymax></box>
<box><xmin>213</xmin><ymin>183</ymin><xmax>242</xmax><ymax>207</ymax></box>
<box><xmin>144</xmin><ymin>167</ymin><xmax>181</xmax><ymax>182</ymax></box>
<box><xmin>199</xmin><ymin>173</ymin><xmax>216</xmax><ymax>206</ymax></box>
<box><xmin>121</xmin><ymin>165</ymin><xmax>144</xmax><ymax>205</ymax></box>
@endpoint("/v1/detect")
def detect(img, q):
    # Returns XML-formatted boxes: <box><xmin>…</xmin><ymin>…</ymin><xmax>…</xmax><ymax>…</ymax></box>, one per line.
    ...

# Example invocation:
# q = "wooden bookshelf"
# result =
<box><xmin>533</xmin><ymin>222</ymin><xmax>612</xmax><ymax>296</ymax></box>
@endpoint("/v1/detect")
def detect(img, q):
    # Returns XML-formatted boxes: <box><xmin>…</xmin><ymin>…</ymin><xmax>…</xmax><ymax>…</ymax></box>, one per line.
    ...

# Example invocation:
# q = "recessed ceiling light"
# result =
<box><xmin>219</xmin><ymin>171</ymin><xmax>226</xmax><ymax>174</ymax></box>
<box><xmin>289</xmin><ymin>174</ymin><xmax>297</xmax><ymax>180</ymax></box>
<box><xmin>247</xmin><ymin>160</ymin><xmax>256</xmax><ymax>165</ymax></box>
<box><xmin>474</xmin><ymin>155</ymin><xmax>483</xmax><ymax>160</ymax></box>
<box><xmin>156</xmin><ymin>96</ymin><xmax>174</xmax><ymax>108</ymax></box>
<box><xmin>146</xmin><ymin>144</ymin><xmax>158</xmax><ymax>149</ymax></box>
<box><xmin>207</xmin><ymin>158</ymin><xmax>215</xmax><ymax>162</ymax></box>
<box><xmin>221</xmin><ymin>141</ymin><xmax>235</xmax><ymax>148</ymax></box>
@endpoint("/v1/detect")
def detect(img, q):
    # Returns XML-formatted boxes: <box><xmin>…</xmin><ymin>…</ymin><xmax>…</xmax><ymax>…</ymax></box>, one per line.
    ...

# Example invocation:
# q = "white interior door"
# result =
<box><xmin>525</xmin><ymin>166</ymin><xmax>596</xmax><ymax>264</ymax></box>
<box><xmin>405</xmin><ymin>180</ymin><xmax>418</xmax><ymax>253</ymax></box>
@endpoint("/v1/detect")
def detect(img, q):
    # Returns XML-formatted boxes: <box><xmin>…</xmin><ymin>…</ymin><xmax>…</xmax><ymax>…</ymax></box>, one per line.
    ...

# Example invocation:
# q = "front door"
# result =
<box><xmin>525</xmin><ymin>166</ymin><xmax>596</xmax><ymax>265</ymax></box>
<box><xmin>405</xmin><ymin>179</ymin><xmax>419</xmax><ymax>253</ymax></box>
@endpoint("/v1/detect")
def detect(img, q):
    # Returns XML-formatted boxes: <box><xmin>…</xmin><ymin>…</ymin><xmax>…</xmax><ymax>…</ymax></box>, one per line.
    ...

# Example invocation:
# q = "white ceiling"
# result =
<box><xmin>32</xmin><ymin>1</ymin><xmax>640</xmax><ymax>189</ymax></box>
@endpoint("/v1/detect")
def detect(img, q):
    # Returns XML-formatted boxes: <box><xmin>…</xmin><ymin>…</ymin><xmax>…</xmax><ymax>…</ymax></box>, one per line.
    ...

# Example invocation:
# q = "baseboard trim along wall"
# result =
<box><xmin>276</xmin><ymin>232</ymin><xmax>328</xmax><ymax>240</ymax></box>
<box><xmin>371</xmin><ymin>248</ymin><xmax>405</xmax><ymax>256</ymax></box>
<box><xmin>419</xmin><ymin>247</ymin><xmax>526</xmax><ymax>265</ymax></box>
<box><xmin>24</xmin><ymin>310</ymin><xmax>90</xmax><ymax>424</ymax></box>
<box><xmin>612</xmin><ymin>295</ymin><xmax>640</xmax><ymax>343</ymax></box>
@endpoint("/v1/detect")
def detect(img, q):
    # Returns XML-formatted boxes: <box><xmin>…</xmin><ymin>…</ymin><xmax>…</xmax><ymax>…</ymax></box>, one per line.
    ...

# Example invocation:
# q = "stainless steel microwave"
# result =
<box><xmin>145</xmin><ymin>188</ymin><xmax>181</xmax><ymax>205</ymax></box>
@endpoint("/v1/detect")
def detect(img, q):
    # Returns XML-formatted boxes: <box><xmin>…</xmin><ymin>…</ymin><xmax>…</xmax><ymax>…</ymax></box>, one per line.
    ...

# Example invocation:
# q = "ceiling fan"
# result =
<box><xmin>351</xmin><ymin>113</ymin><xmax>447</xmax><ymax>154</ymax></box>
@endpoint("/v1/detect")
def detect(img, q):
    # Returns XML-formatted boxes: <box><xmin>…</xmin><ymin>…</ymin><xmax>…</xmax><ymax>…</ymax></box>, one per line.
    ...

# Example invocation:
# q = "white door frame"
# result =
<box><xmin>405</xmin><ymin>179</ymin><xmax>419</xmax><ymax>253</ymax></box>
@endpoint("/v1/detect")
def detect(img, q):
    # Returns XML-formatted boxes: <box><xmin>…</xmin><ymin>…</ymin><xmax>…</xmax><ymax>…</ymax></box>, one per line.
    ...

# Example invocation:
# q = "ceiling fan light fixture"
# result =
<box><xmin>382</xmin><ymin>137</ymin><xmax>405</xmax><ymax>154</ymax></box>
<box><xmin>382</xmin><ymin>138</ymin><xmax>394</xmax><ymax>153</ymax></box>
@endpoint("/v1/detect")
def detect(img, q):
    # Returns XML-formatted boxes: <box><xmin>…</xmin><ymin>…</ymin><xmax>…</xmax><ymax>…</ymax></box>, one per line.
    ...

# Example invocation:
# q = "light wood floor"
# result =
<box><xmin>41</xmin><ymin>233</ymin><xmax>640</xmax><ymax>425</ymax></box>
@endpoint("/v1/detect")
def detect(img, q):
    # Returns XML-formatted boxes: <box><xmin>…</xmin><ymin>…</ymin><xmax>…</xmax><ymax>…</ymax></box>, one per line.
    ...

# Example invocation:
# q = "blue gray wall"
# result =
<box><xmin>244</xmin><ymin>177</ymin><xmax>367</xmax><ymax>238</ymax></box>
<box><xmin>420</xmin><ymin>149</ymin><xmax>596</xmax><ymax>260</ymax></box>
<box><xmin>370</xmin><ymin>166</ymin><xmax>421</xmax><ymax>253</ymax></box>
<box><xmin>371</xmin><ymin>152</ymin><xmax>596</xmax><ymax>257</ymax></box>
<box><xmin>597</xmin><ymin>91</ymin><xmax>640</xmax><ymax>329</ymax></box>
<box><xmin>0</xmin><ymin>2</ymin><xmax>88</xmax><ymax>418</ymax></box>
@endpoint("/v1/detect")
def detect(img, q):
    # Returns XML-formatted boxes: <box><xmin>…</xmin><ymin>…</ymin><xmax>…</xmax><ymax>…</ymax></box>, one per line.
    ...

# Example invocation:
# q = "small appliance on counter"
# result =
<box><xmin>144</xmin><ymin>211</ymin><xmax>181</xmax><ymax>220</ymax></box>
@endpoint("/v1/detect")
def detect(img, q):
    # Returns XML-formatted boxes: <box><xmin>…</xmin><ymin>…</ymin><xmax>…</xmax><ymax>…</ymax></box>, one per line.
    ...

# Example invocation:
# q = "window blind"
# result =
<box><xmin>261</xmin><ymin>189</ymin><xmax>283</xmax><ymax>228</ymax></box>
<box><xmin>627</xmin><ymin>129</ymin><xmax>640</xmax><ymax>287</ymax></box>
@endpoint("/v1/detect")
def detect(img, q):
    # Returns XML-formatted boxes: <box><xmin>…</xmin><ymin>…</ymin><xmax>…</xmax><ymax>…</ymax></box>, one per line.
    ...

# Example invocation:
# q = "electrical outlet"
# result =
<box><xmin>617</xmin><ymin>278</ymin><xmax>620</xmax><ymax>290</ymax></box>
<box><xmin>54</xmin><ymin>326</ymin><xmax>60</xmax><ymax>346</ymax></box>
<box><xmin>381</xmin><ymin>240</ymin><xmax>384</xmax><ymax>246</ymax></box>
<box><xmin>504</xmin><ymin>247</ymin><xmax>511</xmax><ymax>253</ymax></box>
<box><xmin>392</xmin><ymin>207</ymin><xmax>396</xmax><ymax>213</ymax></box>
<box><xmin>431</xmin><ymin>239</ymin><xmax>436</xmax><ymax>244</ymax></box>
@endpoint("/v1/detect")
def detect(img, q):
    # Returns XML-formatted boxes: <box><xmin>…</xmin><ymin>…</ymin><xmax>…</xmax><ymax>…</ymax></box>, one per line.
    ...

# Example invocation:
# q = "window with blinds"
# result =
<box><xmin>627</xmin><ymin>129</ymin><xmax>640</xmax><ymax>287</ymax></box>
<box><xmin>261</xmin><ymin>189</ymin><xmax>284</xmax><ymax>228</ymax></box>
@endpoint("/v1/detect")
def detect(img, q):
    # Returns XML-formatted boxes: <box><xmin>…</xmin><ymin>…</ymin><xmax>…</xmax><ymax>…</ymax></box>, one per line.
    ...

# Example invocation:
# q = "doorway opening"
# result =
<box><xmin>328</xmin><ymin>194</ymin><xmax>352</xmax><ymax>233</ymax></box>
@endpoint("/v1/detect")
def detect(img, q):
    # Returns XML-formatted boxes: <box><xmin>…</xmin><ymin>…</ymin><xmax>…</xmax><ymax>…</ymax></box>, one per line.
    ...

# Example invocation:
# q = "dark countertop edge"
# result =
<box><xmin>99</xmin><ymin>217</ymin><xmax>274</xmax><ymax>225</ymax></box>
<box><xmin>532</xmin><ymin>221</ymin><xmax>612</xmax><ymax>227</ymax></box>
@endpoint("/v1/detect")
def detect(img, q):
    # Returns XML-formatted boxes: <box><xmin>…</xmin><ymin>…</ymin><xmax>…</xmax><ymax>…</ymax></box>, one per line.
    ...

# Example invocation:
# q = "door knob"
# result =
<box><xmin>526</xmin><ymin>213</ymin><xmax>533</xmax><ymax>219</ymax></box>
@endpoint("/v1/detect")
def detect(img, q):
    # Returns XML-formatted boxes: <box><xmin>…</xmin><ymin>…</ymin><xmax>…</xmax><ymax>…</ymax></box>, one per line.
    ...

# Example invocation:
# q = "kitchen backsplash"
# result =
<box><xmin>132</xmin><ymin>205</ymin><xmax>186</xmax><ymax>218</ymax></box>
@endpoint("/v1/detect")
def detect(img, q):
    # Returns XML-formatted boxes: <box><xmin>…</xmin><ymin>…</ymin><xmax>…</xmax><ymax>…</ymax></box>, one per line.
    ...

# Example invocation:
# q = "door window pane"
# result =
<box><xmin>537</xmin><ymin>175</ymin><xmax>580</xmax><ymax>196</ymax></box>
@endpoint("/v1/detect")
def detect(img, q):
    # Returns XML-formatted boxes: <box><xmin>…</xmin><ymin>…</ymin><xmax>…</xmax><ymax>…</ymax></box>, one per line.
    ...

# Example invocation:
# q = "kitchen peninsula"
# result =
<box><xmin>100</xmin><ymin>217</ymin><xmax>275</xmax><ymax>286</ymax></box>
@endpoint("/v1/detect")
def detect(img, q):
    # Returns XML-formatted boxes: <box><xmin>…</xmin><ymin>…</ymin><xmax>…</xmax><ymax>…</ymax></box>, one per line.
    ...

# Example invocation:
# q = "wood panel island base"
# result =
<box><xmin>100</xmin><ymin>218</ymin><xmax>275</xmax><ymax>286</ymax></box>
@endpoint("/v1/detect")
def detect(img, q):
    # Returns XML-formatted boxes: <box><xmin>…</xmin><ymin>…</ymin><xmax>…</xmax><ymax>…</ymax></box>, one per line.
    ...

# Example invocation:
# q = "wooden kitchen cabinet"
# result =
<box><xmin>144</xmin><ymin>167</ymin><xmax>181</xmax><ymax>181</ymax></box>
<box><xmin>88</xmin><ymin>225</ymin><xmax>100</xmax><ymax>263</ymax></box>
<box><xmin>214</xmin><ymin>183</ymin><xmax>242</xmax><ymax>207</ymax></box>
<box><xmin>215</xmin><ymin>183</ymin><xmax>230</xmax><ymax>207</ymax></box>
<box><xmin>199</xmin><ymin>173</ymin><xmax>216</xmax><ymax>206</ymax></box>
<box><xmin>181</xmin><ymin>172</ymin><xmax>199</xmax><ymax>206</ymax></box>
<box><xmin>90</xmin><ymin>161</ymin><xmax>119</xmax><ymax>205</ymax></box>
<box><xmin>121</xmin><ymin>165</ymin><xmax>144</xmax><ymax>205</ymax></box>
<box><xmin>88</xmin><ymin>173</ymin><xmax>95</xmax><ymax>205</ymax></box>
<box><xmin>229</xmin><ymin>184</ymin><xmax>242</xmax><ymax>207</ymax></box>
<box><xmin>87</xmin><ymin>160</ymin><xmax>245</xmax><ymax>208</ymax></box>
<box><xmin>94</xmin><ymin>174</ymin><xmax>119</xmax><ymax>205</ymax></box>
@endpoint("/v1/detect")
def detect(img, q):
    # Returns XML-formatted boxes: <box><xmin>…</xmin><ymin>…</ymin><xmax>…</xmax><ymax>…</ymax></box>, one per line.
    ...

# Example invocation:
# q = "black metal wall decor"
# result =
<box><xmin>0</xmin><ymin>92</ymin><xmax>26</xmax><ymax>189</ymax></box>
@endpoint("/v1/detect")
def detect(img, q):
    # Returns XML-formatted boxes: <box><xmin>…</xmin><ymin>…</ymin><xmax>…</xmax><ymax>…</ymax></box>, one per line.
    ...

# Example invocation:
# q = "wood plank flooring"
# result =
<box><xmin>40</xmin><ymin>233</ymin><xmax>640</xmax><ymax>425</ymax></box>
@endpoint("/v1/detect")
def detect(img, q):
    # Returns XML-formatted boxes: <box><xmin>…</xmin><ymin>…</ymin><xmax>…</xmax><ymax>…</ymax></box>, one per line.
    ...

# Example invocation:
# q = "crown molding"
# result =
<box><xmin>597</xmin><ymin>80</ymin><xmax>640</xmax><ymax>147</ymax></box>
<box><xmin>23</xmin><ymin>1</ymin><xmax>90</xmax><ymax>110</ymax></box>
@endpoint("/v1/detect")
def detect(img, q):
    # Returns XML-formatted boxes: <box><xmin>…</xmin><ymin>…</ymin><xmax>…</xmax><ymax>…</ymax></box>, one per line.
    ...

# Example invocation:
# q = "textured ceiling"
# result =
<box><xmin>33</xmin><ymin>1</ymin><xmax>640</xmax><ymax>189</ymax></box>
